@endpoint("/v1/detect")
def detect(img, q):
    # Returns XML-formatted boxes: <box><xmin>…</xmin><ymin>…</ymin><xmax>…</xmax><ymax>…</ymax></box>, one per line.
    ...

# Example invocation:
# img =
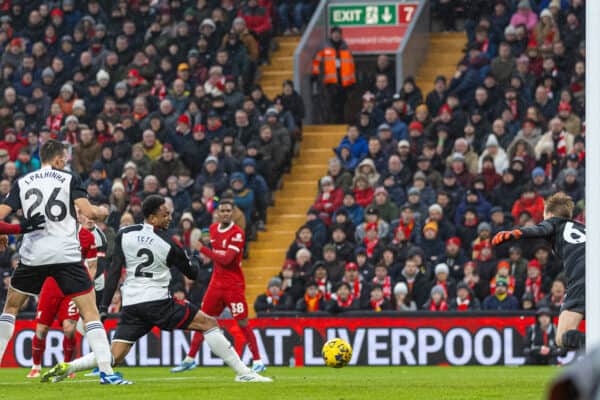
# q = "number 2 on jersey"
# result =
<box><xmin>135</xmin><ymin>248</ymin><xmax>155</xmax><ymax>278</ymax></box>
<box><xmin>24</xmin><ymin>187</ymin><xmax>67</xmax><ymax>221</ymax></box>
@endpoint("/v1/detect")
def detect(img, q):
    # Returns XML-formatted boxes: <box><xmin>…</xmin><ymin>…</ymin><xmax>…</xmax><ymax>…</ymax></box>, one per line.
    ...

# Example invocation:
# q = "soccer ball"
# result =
<box><xmin>322</xmin><ymin>338</ymin><xmax>352</xmax><ymax>368</ymax></box>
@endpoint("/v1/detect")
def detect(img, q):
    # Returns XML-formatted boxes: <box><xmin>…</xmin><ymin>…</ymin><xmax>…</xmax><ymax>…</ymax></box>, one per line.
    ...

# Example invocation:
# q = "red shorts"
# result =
<box><xmin>36</xmin><ymin>277</ymin><xmax>80</xmax><ymax>326</ymax></box>
<box><xmin>201</xmin><ymin>284</ymin><xmax>248</xmax><ymax>320</ymax></box>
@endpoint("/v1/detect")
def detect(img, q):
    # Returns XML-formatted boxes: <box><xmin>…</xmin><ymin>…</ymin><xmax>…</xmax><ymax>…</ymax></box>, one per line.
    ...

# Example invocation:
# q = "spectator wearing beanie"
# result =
<box><xmin>449</xmin><ymin>153</ymin><xmax>474</xmax><ymax>189</ymax></box>
<box><xmin>423</xmin><ymin>285</ymin><xmax>448</xmax><ymax>311</ymax></box>
<box><xmin>438</xmin><ymin>236</ymin><xmax>468</xmax><ymax>281</ymax></box>
<box><xmin>392</xmin><ymin>282</ymin><xmax>417</xmax><ymax>311</ymax></box>
<box><xmin>482</xmin><ymin>277</ymin><xmax>519</xmax><ymax>310</ymax></box>
<box><xmin>254</xmin><ymin>277</ymin><xmax>292</xmax><ymax>313</ymax></box>
<box><xmin>313</xmin><ymin>176</ymin><xmax>343</xmax><ymax>225</ymax></box>
<box><xmin>455</xmin><ymin>189</ymin><xmax>491</xmax><ymax>226</ymax></box>
<box><xmin>195</xmin><ymin>156</ymin><xmax>229</xmax><ymax>195</ymax></box>
<box><xmin>342</xmin><ymin>262</ymin><xmax>369</xmax><ymax>308</ymax></box>
<box><xmin>489</xmin><ymin>260</ymin><xmax>516</xmax><ymax>296</ymax></box>
<box><xmin>431</xmin><ymin>263</ymin><xmax>456</xmax><ymax>300</ymax></box>
<box><xmin>449</xmin><ymin>282</ymin><xmax>481</xmax><ymax>311</ymax></box>
<box><xmin>472</xmin><ymin>221</ymin><xmax>492</xmax><ymax>260</ymax></box>
<box><xmin>418</xmin><ymin>220</ymin><xmax>444</xmax><ymax>266</ymax></box>
<box><xmin>558</xmin><ymin>167</ymin><xmax>583</xmax><ymax>203</ymax></box>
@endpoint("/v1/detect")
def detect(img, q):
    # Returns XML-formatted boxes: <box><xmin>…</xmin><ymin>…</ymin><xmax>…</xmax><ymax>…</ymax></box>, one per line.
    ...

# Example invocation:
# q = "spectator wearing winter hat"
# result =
<box><xmin>431</xmin><ymin>263</ymin><xmax>456</xmax><ymax>300</ymax></box>
<box><xmin>478</xmin><ymin>134</ymin><xmax>509</xmax><ymax>174</ymax></box>
<box><xmin>438</xmin><ymin>236</ymin><xmax>468</xmax><ymax>281</ymax></box>
<box><xmin>489</xmin><ymin>260</ymin><xmax>517</xmax><ymax>296</ymax></box>
<box><xmin>312</xmin><ymin>175</ymin><xmax>343</xmax><ymax>225</ymax></box>
<box><xmin>254</xmin><ymin>277</ymin><xmax>292</xmax><ymax>313</ymax></box>
<box><xmin>194</xmin><ymin>155</ymin><xmax>229</xmax><ymax>195</ymax></box>
<box><xmin>423</xmin><ymin>285</ymin><xmax>448</xmax><ymax>311</ymax></box>
<box><xmin>524</xmin><ymin>259</ymin><xmax>546</xmax><ymax>306</ymax></box>
<box><xmin>482</xmin><ymin>277</ymin><xmax>520</xmax><ymax>310</ymax></box>
<box><xmin>557</xmin><ymin>101</ymin><xmax>581</xmax><ymax>135</ymax></box>
<box><xmin>449</xmin><ymin>282</ymin><xmax>481</xmax><ymax>311</ymax></box>
<box><xmin>558</xmin><ymin>168</ymin><xmax>583</xmax><ymax>203</ymax></box>
<box><xmin>472</xmin><ymin>221</ymin><xmax>493</xmax><ymax>261</ymax></box>
<box><xmin>510</xmin><ymin>0</ymin><xmax>538</xmax><ymax>32</ymax></box>
<box><xmin>418</xmin><ymin>220</ymin><xmax>445</xmax><ymax>267</ymax></box>
<box><xmin>392</xmin><ymin>282</ymin><xmax>417</xmax><ymax>311</ymax></box>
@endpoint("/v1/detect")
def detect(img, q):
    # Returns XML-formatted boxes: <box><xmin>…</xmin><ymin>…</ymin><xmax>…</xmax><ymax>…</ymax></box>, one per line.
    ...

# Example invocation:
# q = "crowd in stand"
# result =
<box><xmin>255</xmin><ymin>0</ymin><xmax>586</xmax><ymax>315</ymax></box>
<box><xmin>0</xmin><ymin>0</ymin><xmax>317</xmax><ymax>313</ymax></box>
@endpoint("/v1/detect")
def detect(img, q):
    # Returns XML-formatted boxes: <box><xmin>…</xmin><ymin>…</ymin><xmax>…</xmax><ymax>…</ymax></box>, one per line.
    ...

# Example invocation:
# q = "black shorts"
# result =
<box><xmin>112</xmin><ymin>298</ymin><xmax>199</xmax><ymax>344</ymax></box>
<box><xmin>11</xmin><ymin>262</ymin><xmax>93</xmax><ymax>296</ymax></box>
<box><xmin>561</xmin><ymin>281</ymin><xmax>585</xmax><ymax>315</ymax></box>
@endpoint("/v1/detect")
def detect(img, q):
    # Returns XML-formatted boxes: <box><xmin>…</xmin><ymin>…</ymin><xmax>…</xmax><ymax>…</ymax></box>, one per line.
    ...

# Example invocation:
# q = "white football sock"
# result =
<box><xmin>85</xmin><ymin>321</ymin><xmax>113</xmax><ymax>374</ymax></box>
<box><xmin>204</xmin><ymin>327</ymin><xmax>251</xmax><ymax>375</ymax></box>
<box><xmin>0</xmin><ymin>313</ymin><xmax>16</xmax><ymax>365</ymax></box>
<box><xmin>183</xmin><ymin>356</ymin><xmax>194</xmax><ymax>364</ymax></box>
<box><xmin>68</xmin><ymin>352</ymin><xmax>97</xmax><ymax>373</ymax></box>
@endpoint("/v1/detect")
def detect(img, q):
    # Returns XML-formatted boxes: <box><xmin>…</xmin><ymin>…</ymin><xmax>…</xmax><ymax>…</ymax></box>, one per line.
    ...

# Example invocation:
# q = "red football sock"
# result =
<box><xmin>187</xmin><ymin>332</ymin><xmax>204</xmax><ymax>358</ymax></box>
<box><xmin>240</xmin><ymin>325</ymin><xmax>260</xmax><ymax>361</ymax></box>
<box><xmin>63</xmin><ymin>335</ymin><xmax>77</xmax><ymax>362</ymax></box>
<box><xmin>32</xmin><ymin>335</ymin><xmax>46</xmax><ymax>367</ymax></box>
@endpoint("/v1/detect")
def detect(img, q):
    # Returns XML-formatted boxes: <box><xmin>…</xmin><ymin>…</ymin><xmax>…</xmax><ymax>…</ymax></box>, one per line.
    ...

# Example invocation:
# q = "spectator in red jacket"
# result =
<box><xmin>0</xmin><ymin>129</ymin><xmax>24</xmax><ymax>161</ymax></box>
<box><xmin>313</xmin><ymin>175</ymin><xmax>343</xmax><ymax>224</ymax></box>
<box><xmin>238</xmin><ymin>0</ymin><xmax>272</xmax><ymax>63</ymax></box>
<box><xmin>511</xmin><ymin>186</ymin><xmax>545</xmax><ymax>223</ymax></box>
<box><xmin>352</xmin><ymin>175</ymin><xmax>374</xmax><ymax>208</ymax></box>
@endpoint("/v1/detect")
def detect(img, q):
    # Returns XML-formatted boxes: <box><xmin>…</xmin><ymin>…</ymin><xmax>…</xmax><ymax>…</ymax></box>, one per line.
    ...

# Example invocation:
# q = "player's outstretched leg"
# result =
<box><xmin>238</xmin><ymin>319</ymin><xmax>265</xmax><ymax>372</ymax></box>
<box><xmin>188</xmin><ymin>311</ymin><xmax>272</xmax><ymax>382</ymax></box>
<box><xmin>171</xmin><ymin>332</ymin><xmax>202</xmax><ymax>373</ymax></box>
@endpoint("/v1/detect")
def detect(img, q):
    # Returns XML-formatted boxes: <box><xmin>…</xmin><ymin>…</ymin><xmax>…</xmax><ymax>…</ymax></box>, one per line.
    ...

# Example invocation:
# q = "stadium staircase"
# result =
<box><xmin>415</xmin><ymin>32</ymin><xmax>466</xmax><ymax>95</ymax></box>
<box><xmin>244</xmin><ymin>36</ymin><xmax>347</xmax><ymax>315</ymax></box>
<box><xmin>244</xmin><ymin>32</ymin><xmax>466</xmax><ymax>316</ymax></box>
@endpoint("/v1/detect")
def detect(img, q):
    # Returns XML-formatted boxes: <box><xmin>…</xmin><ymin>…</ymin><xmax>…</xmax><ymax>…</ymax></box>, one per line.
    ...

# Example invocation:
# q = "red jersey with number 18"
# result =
<box><xmin>206</xmin><ymin>222</ymin><xmax>245</xmax><ymax>288</ymax></box>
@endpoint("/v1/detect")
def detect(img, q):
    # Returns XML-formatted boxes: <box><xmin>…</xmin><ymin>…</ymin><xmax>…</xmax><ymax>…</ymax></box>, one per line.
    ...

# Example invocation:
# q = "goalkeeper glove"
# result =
<box><xmin>20</xmin><ymin>213</ymin><xmax>45</xmax><ymax>234</ymax></box>
<box><xmin>491</xmin><ymin>229</ymin><xmax>522</xmax><ymax>246</ymax></box>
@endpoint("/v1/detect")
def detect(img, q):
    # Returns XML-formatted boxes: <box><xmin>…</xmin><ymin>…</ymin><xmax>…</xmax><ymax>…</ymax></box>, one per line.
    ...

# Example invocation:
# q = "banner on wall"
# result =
<box><xmin>1</xmin><ymin>316</ymin><xmax>579</xmax><ymax>368</ymax></box>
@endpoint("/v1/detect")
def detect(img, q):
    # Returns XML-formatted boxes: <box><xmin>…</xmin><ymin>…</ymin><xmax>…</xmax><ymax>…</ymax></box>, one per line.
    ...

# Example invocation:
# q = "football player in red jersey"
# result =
<box><xmin>171</xmin><ymin>199</ymin><xmax>265</xmax><ymax>373</ymax></box>
<box><xmin>26</xmin><ymin>221</ymin><xmax>97</xmax><ymax>378</ymax></box>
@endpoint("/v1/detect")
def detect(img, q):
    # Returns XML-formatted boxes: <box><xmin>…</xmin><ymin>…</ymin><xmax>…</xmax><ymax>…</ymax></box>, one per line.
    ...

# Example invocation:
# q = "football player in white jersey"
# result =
<box><xmin>43</xmin><ymin>195</ymin><xmax>271</xmax><ymax>383</ymax></box>
<box><xmin>0</xmin><ymin>140</ymin><xmax>130</xmax><ymax>384</ymax></box>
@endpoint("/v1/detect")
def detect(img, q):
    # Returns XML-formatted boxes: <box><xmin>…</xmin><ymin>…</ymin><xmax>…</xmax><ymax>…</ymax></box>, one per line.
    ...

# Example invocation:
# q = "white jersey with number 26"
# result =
<box><xmin>4</xmin><ymin>166</ymin><xmax>86</xmax><ymax>266</ymax></box>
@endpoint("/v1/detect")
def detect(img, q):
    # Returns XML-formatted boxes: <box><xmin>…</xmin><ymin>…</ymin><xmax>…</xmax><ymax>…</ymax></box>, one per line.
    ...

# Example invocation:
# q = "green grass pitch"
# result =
<box><xmin>0</xmin><ymin>366</ymin><xmax>557</xmax><ymax>400</ymax></box>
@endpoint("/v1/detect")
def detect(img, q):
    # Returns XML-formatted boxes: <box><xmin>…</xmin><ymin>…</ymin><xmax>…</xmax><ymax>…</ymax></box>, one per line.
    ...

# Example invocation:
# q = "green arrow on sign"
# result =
<box><xmin>329</xmin><ymin>4</ymin><xmax>397</xmax><ymax>26</ymax></box>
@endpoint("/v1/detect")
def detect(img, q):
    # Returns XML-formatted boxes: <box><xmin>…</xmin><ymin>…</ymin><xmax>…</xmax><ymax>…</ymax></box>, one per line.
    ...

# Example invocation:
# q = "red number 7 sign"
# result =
<box><xmin>398</xmin><ymin>4</ymin><xmax>417</xmax><ymax>24</ymax></box>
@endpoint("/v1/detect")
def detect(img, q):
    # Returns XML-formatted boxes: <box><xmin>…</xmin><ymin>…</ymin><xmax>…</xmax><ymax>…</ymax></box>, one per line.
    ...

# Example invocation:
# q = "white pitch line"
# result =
<box><xmin>0</xmin><ymin>376</ymin><xmax>222</xmax><ymax>385</ymax></box>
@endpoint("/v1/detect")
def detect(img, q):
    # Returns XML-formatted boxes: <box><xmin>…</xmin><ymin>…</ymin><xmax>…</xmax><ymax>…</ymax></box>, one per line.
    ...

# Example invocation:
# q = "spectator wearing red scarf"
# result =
<box><xmin>524</xmin><ymin>259</ymin><xmax>545</xmax><ymax>304</ymax></box>
<box><xmin>312</xmin><ymin>262</ymin><xmax>332</xmax><ymax>301</ymax></box>
<box><xmin>372</xmin><ymin>264</ymin><xmax>392</xmax><ymax>301</ymax></box>
<box><xmin>313</xmin><ymin>175</ymin><xmax>343</xmax><ymax>225</ymax></box>
<box><xmin>363</xmin><ymin>222</ymin><xmax>381</xmax><ymax>259</ymax></box>
<box><xmin>326</xmin><ymin>282</ymin><xmax>359</xmax><ymax>314</ymax></box>
<box><xmin>296</xmin><ymin>281</ymin><xmax>326</xmax><ymax>313</ymax></box>
<box><xmin>396</xmin><ymin>204</ymin><xmax>416</xmax><ymax>241</ymax></box>
<box><xmin>449</xmin><ymin>282</ymin><xmax>481</xmax><ymax>311</ymax></box>
<box><xmin>368</xmin><ymin>285</ymin><xmax>392</xmax><ymax>312</ymax></box>
<box><xmin>432</xmin><ymin>263</ymin><xmax>456</xmax><ymax>300</ymax></box>
<box><xmin>424</xmin><ymin>285</ymin><xmax>448</xmax><ymax>311</ymax></box>
<box><xmin>342</xmin><ymin>262</ymin><xmax>368</xmax><ymax>307</ymax></box>
<box><xmin>352</xmin><ymin>175</ymin><xmax>373</xmax><ymax>208</ymax></box>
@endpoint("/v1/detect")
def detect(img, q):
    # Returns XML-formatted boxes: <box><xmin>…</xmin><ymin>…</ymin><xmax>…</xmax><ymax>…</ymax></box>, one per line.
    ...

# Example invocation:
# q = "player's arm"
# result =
<box><xmin>195</xmin><ymin>240</ymin><xmax>241</xmax><ymax>267</ymax></box>
<box><xmin>492</xmin><ymin>220</ymin><xmax>556</xmax><ymax>246</ymax></box>
<box><xmin>71</xmin><ymin>173</ymin><xmax>108</xmax><ymax>221</ymax></box>
<box><xmin>100</xmin><ymin>232</ymin><xmax>124</xmax><ymax>314</ymax></box>
<box><xmin>0</xmin><ymin>181</ymin><xmax>45</xmax><ymax>232</ymax></box>
<box><xmin>167</xmin><ymin>238</ymin><xmax>200</xmax><ymax>280</ymax></box>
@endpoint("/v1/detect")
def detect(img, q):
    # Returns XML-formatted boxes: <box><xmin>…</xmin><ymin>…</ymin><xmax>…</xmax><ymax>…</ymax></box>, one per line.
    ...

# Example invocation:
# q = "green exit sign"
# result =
<box><xmin>329</xmin><ymin>4</ymin><xmax>397</xmax><ymax>26</ymax></box>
